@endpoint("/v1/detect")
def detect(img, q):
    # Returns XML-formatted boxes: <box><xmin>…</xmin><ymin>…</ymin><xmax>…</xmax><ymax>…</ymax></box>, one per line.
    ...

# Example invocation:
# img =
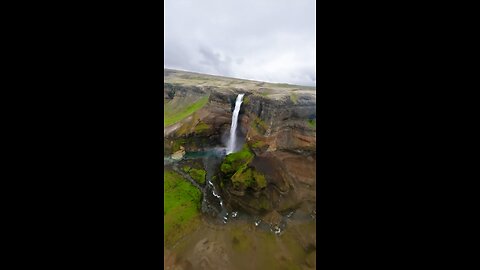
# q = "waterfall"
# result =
<box><xmin>226</xmin><ymin>93</ymin><xmax>245</xmax><ymax>154</ymax></box>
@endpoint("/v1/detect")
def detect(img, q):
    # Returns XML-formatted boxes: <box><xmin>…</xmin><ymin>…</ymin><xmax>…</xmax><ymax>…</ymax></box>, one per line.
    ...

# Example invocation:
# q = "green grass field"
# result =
<box><xmin>164</xmin><ymin>95</ymin><xmax>210</xmax><ymax>127</ymax></box>
<box><xmin>164</xmin><ymin>170</ymin><xmax>202</xmax><ymax>246</ymax></box>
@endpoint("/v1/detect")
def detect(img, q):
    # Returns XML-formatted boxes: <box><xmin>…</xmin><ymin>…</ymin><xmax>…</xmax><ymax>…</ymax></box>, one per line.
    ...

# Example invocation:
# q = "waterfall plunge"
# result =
<box><xmin>226</xmin><ymin>94</ymin><xmax>245</xmax><ymax>154</ymax></box>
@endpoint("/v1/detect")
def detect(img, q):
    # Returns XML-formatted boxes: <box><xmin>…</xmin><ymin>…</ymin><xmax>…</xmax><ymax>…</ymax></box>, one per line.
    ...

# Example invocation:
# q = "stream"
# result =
<box><xmin>168</xmin><ymin>147</ymin><xmax>229</xmax><ymax>223</ymax></box>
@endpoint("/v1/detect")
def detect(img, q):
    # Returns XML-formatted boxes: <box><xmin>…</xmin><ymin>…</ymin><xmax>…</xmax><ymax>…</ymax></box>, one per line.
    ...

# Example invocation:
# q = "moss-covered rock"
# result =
<box><xmin>249</xmin><ymin>140</ymin><xmax>269</xmax><ymax>154</ymax></box>
<box><xmin>171</xmin><ymin>138</ymin><xmax>187</xmax><ymax>152</ymax></box>
<box><xmin>220</xmin><ymin>163</ymin><xmax>232</xmax><ymax>174</ymax></box>
<box><xmin>220</xmin><ymin>144</ymin><xmax>267</xmax><ymax>191</ymax></box>
<box><xmin>182</xmin><ymin>165</ymin><xmax>206</xmax><ymax>185</ymax></box>
<box><xmin>252</xmin><ymin>170</ymin><xmax>267</xmax><ymax>189</ymax></box>
<box><xmin>247</xmin><ymin>195</ymin><xmax>272</xmax><ymax>212</ymax></box>
<box><xmin>251</xmin><ymin>140</ymin><xmax>266</xmax><ymax>149</ymax></box>
<box><xmin>188</xmin><ymin>168</ymin><xmax>206</xmax><ymax>185</ymax></box>
<box><xmin>220</xmin><ymin>144</ymin><xmax>254</xmax><ymax>177</ymax></box>
<box><xmin>243</xmin><ymin>96</ymin><xmax>250</xmax><ymax>105</ymax></box>
<box><xmin>231</xmin><ymin>165</ymin><xmax>254</xmax><ymax>189</ymax></box>
<box><xmin>182</xmin><ymin>165</ymin><xmax>191</xmax><ymax>172</ymax></box>
<box><xmin>230</xmin><ymin>165</ymin><xmax>267</xmax><ymax>190</ymax></box>
<box><xmin>194</xmin><ymin>121</ymin><xmax>210</xmax><ymax>134</ymax></box>
<box><xmin>251</xmin><ymin>116</ymin><xmax>268</xmax><ymax>134</ymax></box>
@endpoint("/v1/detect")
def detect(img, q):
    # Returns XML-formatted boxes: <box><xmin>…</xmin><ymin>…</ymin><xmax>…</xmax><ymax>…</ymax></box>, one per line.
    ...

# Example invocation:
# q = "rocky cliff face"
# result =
<box><xmin>227</xmin><ymin>94</ymin><xmax>316</xmax><ymax>216</ymax></box>
<box><xmin>241</xmin><ymin>93</ymin><xmax>316</xmax><ymax>154</ymax></box>
<box><xmin>164</xmin><ymin>69</ymin><xmax>316</xmax><ymax>217</ymax></box>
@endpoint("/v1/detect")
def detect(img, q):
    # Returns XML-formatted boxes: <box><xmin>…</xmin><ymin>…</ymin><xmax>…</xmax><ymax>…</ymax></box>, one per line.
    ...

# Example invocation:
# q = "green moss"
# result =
<box><xmin>172</xmin><ymin>138</ymin><xmax>187</xmax><ymax>152</ymax></box>
<box><xmin>194</xmin><ymin>121</ymin><xmax>210</xmax><ymax>133</ymax></box>
<box><xmin>164</xmin><ymin>170</ymin><xmax>202</xmax><ymax>247</ymax></box>
<box><xmin>232</xmin><ymin>166</ymin><xmax>254</xmax><ymax>188</ymax></box>
<box><xmin>230</xmin><ymin>164</ymin><xmax>267</xmax><ymax>190</ymax></box>
<box><xmin>252</xmin><ymin>117</ymin><xmax>268</xmax><ymax>133</ymax></box>
<box><xmin>182</xmin><ymin>165</ymin><xmax>191</xmax><ymax>172</ymax></box>
<box><xmin>174</xmin><ymin>112</ymin><xmax>199</xmax><ymax>136</ymax></box>
<box><xmin>175</xmin><ymin>122</ymin><xmax>191</xmax><ymax>136</ymax></box>
<box><xmin>229</xmin><ymin>144</ymin><xmax>254</xmax><ymax>160</ymax></box>
<box><xmin>246</xmin><ymin>195</ymin><xmax>271</xmax><ymax>211</ymax></box>
<box><xmin>307</xmin><ymin>119</ymin><xmax>316</xmax><ymax>128</ymax></box>
<box><xmin>220</xmin><ymin>144</ymin><xmax>268</xmax><ymax>190</ymax></box>
<box><xmin>251</xmin><ymin>140</ymin><xmax>266</xmax><ymax>149</ymax></box>
<box><xmin>258</xmin><ymin>196</ymin><xmax>271</xmax><ymax>211</ymax></box>
<box><xmin>220</xmin><ymin>163</ymin><xmax>232</xmax><ymax>174</ymax></box>
<box><xmin>188</xmin><ymin>168</ymin><xmax>206</xmax><ymax>185</ymax></box>
<box><xmin>253</xmin><ymin>170</ymin><xmax>267</xmax><ymax>189</ymax></box>
<box><xmin>243</xmin><ymin>96</ymin><xmax>250</xmax><ymax>105</ymax></box>
<box><xmin>164</xmin><ymin>94</ymin><xmax>209</xmax><ymax>127</ymax></box>
<box><xmin>256</xmin><ymin>118</ymin><xmax>268</xmax><ymax>129</ymax></box>
<box><xmin>290</xmin><ymin>92</ymin><xmax>298</xmax><ymax>104</ymax></box>
<box><xmin>221</xmin><ymin>144</ymin><xmax>254</xmax><ymax>176</ymax></box>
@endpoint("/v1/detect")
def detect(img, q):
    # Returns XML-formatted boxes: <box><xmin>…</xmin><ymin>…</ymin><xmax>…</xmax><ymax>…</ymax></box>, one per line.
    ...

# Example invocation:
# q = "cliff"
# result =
<box><xmin>164</xmin><ymin>69</ymin><xmax>316</xmax><ymax>216</ymax></box>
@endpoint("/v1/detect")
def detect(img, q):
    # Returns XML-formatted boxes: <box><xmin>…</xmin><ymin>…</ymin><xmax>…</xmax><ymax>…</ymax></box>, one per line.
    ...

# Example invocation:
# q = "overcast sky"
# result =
<box><xmin>164</xmin><ymin>0</ymin><xmax>316</xmax><ymax>87</ymax></box>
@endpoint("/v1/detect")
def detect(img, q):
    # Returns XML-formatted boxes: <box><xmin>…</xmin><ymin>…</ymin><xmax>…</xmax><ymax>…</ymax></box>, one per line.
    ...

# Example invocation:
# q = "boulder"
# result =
<box><xmin>171</xmin><ymin>146</ymin><xmax>185</xmax><ymax>160</ymax></box>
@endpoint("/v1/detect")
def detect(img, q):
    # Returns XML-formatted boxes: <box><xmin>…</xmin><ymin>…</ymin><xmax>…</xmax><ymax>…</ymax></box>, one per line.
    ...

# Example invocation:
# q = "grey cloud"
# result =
<box><xmin>164</xmin><ymin>0</ymin><xmax>315</xmax><ymax>87</ymax></box>
<box><xmin>198</xmin><ymin>46</ymin><xmax>233</xmax><ymax>76</ymax></box>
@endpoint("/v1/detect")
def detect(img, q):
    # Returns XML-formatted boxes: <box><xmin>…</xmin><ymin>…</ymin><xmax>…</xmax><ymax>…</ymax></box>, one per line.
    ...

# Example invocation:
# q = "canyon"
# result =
<box><xmin>164</xmin><ymin>68</ymin><xmax>316</xmax><ymax>269</ymax></box>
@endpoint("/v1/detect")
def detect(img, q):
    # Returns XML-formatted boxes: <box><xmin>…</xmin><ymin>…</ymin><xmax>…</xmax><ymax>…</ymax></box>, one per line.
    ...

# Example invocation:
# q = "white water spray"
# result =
<box><xmin>226</xmin><ymin>93</ymin><xmax>245</xmax><ymax>154</ymax></box>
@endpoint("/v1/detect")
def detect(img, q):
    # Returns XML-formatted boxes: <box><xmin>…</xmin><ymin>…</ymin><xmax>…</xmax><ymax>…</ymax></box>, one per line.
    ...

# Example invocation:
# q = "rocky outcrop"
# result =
<box><xmin>171</xmin><ymin>146</ymin><xmax>185</xmax><ymax>160</ymax></box>
<box><xmin>221</xmin><ymin>148</ymin><xmax>316</xmax><ymax>216</ymax></box>
<box><xmin>164</xmin><ymin>84</ymin><xmax>234</xmax><ymax>155</ymax></box>
<box><xmin>240</xmin><ymin>93</ymin><xmax>316</xmax><ymax>155</ymax></box>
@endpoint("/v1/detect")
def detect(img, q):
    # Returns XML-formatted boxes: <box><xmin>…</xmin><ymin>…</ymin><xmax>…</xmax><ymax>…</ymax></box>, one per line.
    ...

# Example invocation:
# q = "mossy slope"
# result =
<box><xmin>220</xmin><ymin>145</ymin><xmax>267</xmax><ymax>191</ymax></box>
<box><xmin>164</xmin><ymin>94</ymin><xmax>209</xmax><ymax>127</ymax></box>
<box><xmin>164</xmin><ymin>170</ymin><xmax>202</xmax><ymax>247</ymax></box>
<box><xmin>182</xmin><ymin>165</ymin><xmax>207</xmax><ymax>185</ymax></box>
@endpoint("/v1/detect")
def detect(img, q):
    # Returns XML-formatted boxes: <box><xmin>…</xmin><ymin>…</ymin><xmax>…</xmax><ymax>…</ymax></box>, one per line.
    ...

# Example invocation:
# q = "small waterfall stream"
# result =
<box><xmin>226</xmin><ymin>94</ymin><xmax>244</xmax><ymax>154</ymax></box>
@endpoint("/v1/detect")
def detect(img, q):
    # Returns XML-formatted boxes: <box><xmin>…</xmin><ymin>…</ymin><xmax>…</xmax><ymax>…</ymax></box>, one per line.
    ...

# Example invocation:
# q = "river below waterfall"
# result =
<box><xmin>164</xmin><ymin>147</ymin><xmax>316</xmax><ymax>270</ymax></box>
